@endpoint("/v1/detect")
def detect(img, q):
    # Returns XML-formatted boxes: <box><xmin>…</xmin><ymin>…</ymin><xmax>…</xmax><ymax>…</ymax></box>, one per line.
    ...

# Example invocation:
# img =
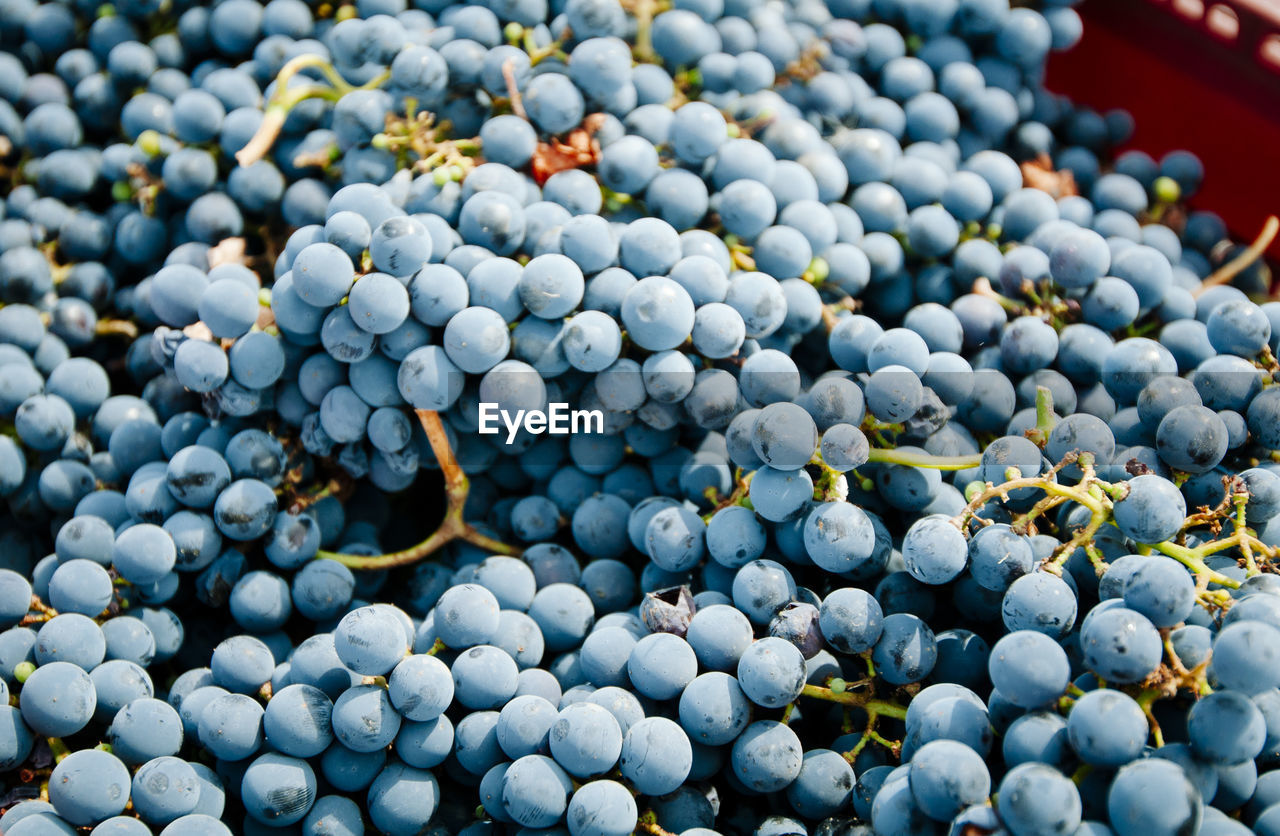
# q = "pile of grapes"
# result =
<box><xmin>3</xmin><ymin>0</ymin><xmax>1280</xmax><ymax>832</ymax></box>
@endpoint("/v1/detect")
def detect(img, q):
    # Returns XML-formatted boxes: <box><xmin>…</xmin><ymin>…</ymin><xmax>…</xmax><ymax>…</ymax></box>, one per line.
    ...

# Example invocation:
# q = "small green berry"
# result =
<box><xmin>137</xmin><ymin>130</ymin><xmax>163</xmax><ymax>157</ymax></box>
<box><xmin>806</xmin><ymin>256</ymin><xmax>830</xmax><ymax>285</ymax></box>
<box><xmin>1153</xmin><ymin>175</ymin><xmax>1180</xmax><ymax>205</ymax></box>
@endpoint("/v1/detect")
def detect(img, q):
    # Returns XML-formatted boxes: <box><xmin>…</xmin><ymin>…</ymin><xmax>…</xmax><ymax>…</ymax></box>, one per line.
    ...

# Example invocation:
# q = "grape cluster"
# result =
<box><xmin>2</xmin><ymin>0</ymin><xmax>1280</xmax><ymax>833</ymax></box>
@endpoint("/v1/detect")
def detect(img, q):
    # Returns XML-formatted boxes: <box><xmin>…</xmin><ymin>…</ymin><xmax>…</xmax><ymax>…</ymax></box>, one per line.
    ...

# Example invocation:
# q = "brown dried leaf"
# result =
<box><xmin>1021</xmin><ymin>153</ymin><xmax>1078</xmax><ymax>199</ymax></box>
<box><xmin>208</xmin><ymin>237</ymin><xmax>248</xmax><ymax>269</ymax></box>
<box><xmin>183</xmin><ymin>321</ymin><xmax>215</xmax><ymax>342</ymax></box>
<box><xmin>256</xmin><ymin>301</ymin><xmax>277</xmax><ymax>333</ymax></box>
<box><xmin>530</xmin><ymin>114</ymin><xmax>605</xmax><ymax>185</ymax></box>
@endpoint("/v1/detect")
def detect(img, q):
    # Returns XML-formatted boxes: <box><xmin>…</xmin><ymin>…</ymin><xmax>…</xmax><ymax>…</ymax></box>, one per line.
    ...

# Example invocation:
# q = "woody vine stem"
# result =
<box><xmin>316</xmin><ymin>410</ymin><xmax>522</xmax><ymax>569</ymax></box>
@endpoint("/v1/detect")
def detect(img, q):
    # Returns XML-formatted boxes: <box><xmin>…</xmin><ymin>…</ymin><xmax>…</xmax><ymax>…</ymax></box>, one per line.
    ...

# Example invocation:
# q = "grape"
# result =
<box><xmin>320</xmin><ymin>743</ymin><xmax>386</xmax><ymax>795</ymax></box>
<box><xmin>678</xmin><ymin>671</ymin><xmax>751</xmax><ymax>746</ymax></box>
<box><xmin>685</xmin><ymin>604</ymin><xmax>754</xmax><ymax>673</ymax></box>
<box><xmin>731</xmin><ymin>720</ymin><xmax>803</xmax><ymax>793</ymax></box>
<box><xmin>21</xmin><ymin>661</ymin><xmax>96</xmax><ymax>736</ymax></box>
<box><xmin>520</xmin><ymin>254</ymin><xmax>585</xmax><ymax>320</ymax></box>
<box><xmin>1002</xmin><ymin>573</ymin><xmax>1077</xmax><ymax>638</ymax></box>
<box><xmin>908</xmin><ymin>739</ymin><xmax>990</xmax><ymax>821</ymax></box>
<box><xmin>1155</xmin><ymin>404</ymin><xmax>1228</xmax><ymax>474</ymax></box>
<box><xmin>873</xmin><ymin>613</ymin><xmax>938</xmax><ymax>686</ymax></box>
<box><xmin>1002</xmin><ymin>710</ymin><xmax>1072</xmax><ymax>770</ymax></box>
<box><xmin>291</xmin><ymin>243</ymin><xmax>355</xmax><ymax>307</ymax></box>
<box><xmin>1188</xmin><ymin>690</ymin><xmax>1267</xmax><ymax>765</ymax></box>
<box><xmin>528</xmin><ymin>582</ymin><xmax>595</xmax><ymax>652</ymax></box>
<box><xmin>748</xmin><ymin>466</ymin><xmax>813</xmax><ymax>523</ymax></box>
<box><xmin>333</xmin><ymin>605</ymin><xmax>411</xmax><ymax>676</ymax></box>
<box><xmin>902</xmin><ymin>515</ymin><xmax>968</xmax><ymax>585</ymax></box>
<box><xmin>988</xmin><ymin>630</ymin><xmax>1069</xmax><ymax>708</ymax></box>
<box><xmin>1065</xmin><ymin>689</ymin><xmax>1147</xmax><ymax>767</ymax></box>
<box><xmin>210</xmin><ymin>635</ymin><xmax>275</xmax><ymax>694</ymax></box>
<box><xmin>736</xmin><ymin>636</ymin><xmax>806</xmax><ymax>708</ymax></box>
<box><xmin>1210</xmin><ymin>620</ymin><xmax>1280</xmax><ymax>695</ymax></box>
<box><xmin>1049</xmin><ymin>228</ymin><xmax>1109</xmax><ymax>288</ymax></box>
<box><xmin>1151</xmin><ymin>742</ymin><xmax>1220</xmax><ymax>802</ymax></box>
<box><xmin>0</xmin><ymin>704</ymin><xmax>34</xmax><ymax>771</ymax></box>
<box><xmin>549</xmin><ymin>702</ymin><xmax>623</xmax><ymax>778</ymax></box>
<box><xmin>395</xmin><ymin>715</ymin><xmax>454</xmax><ymax>769</ymax></box>
<box><xmin>333</xmin><ymin>683</ymin><xmax>402</xmax><ymax>754</ymax></box>
<box><xmin>212</xmin><ymin>479</ymin><xmax>277</xmax><ymax>541</ymax></box>
<box><xmin>627</xmin><ymin>632</ymin><xmax>697</xmax><ymax>700</ymax></box>
<box><xmin>1121</xmin><ymin>557</ymin><xmax>1194</xmax><ymax>627</ymax></box>
<box><xmin>0</xmin><ymin>571</ymin><xmax>32</xmax><ymax>625</ymax></box>
<box><xmin>870</xmin><ymin>766</ymin><xmax>938</xmax><ymax>836</ymax></box>
<box><xmin>1112</xmin><ymin>474</ymin><xmax>1186</xmax><ymax>543</ymax></box>
<box><xmin>197</xmin><ymin>692</ymin><xmax>264</xmax><ymax>760</ymax></box>
<box><xmin>502</xmin><ymin>754</ymin><xmax>573</xmax><ymax>828</ymax></box>
<box><xmin>1106</xmin><ymin>758</ymin><xmax>1202</xmax><ymax>836</ymax></box>
<box><xmin>997</xmin><ymin>762</ymin><xmax>1083</xmax><ymax>836</ymax></box>
<box><xmin>799</xmin><ymin>504</ymin><xmax>873</xmax><ymax>575</ymax></box>
<box><xmin>494</xmin><ymin>693</ymin><xmax>556</xmax><ymax>760</ymax></box>
<box><xmin>108</xmin><ymin>697</ymin><xmax>182</xmax><ymax>764</ymax></box>
<box><xmin>560</xmin><ymin>779</ymin><xmax>636</xmax><ymax>836</ymax></box>
<box><xmin>431</xmin><ymin>583</ymin><xmax>500</xmax><ymax>649</ymax></box>
<box><xmin>967</xmin><ymin>524</ymin><xmax>1034</xmax><ymax>592</ymax></box>
<box><xmin>1207</xmin><ymin>299</ymin><xmax>1271</xmax><ymax>358</ymax></box>
<box><xmin>131</xmin><ymin>756</ymin><xmax>201</xmax><ymax>825</ymax></box>
<box><xmin>47</xmin><ymin>560</ymin><xmax>113</xmax><ymax>617</ymax></box>
<box><xmin>731</xmin><ymin>559</ymin><xmax>797</xmax><ymax>627</ymax></box>
<box><xmin>300</xmin><ymin>796</ymin><xmax>363</xmax><ymax>836</ymax></box>
<box><xmin>91</xmin><ymin>815</ymin><xmax>154</xmax><ymax>835</ymax></box>
<box><xmin>262</xmin><ymin>684</ymin><xmax>333</xmax><ymax>758</ymax></box>
<box><xmin>452</xmin><ymin>645</ymin><xmax>518</xmax><ymax>709</ymax></box>
<box><xmin>618</xmin><ymin>716</ymin><xmax>692</xmax><ymax>796</ymax></box>
<box><xmin>1081</xmin><ymin>606</ymin><xmax>1162</xmax><ymax>684</ymax></box>
<box><xmin>47</xmin><ymin>749</ymin><xmax>131</xmax><ymax>826</ymax></box>
<box><xmin>644</xmin><ymin>506</ymin><xmax>706</xmax><ymax>573</ymax></box>
<box><xmin>619</xmin><ymin>276</ymin><xmax>695</xmax><ymax>351</ymax></box>
<box><xmin>769</xmin><ymin>601</ymin><xmax>822</xmax><ymax>658</ymax></box>
<box><xmin>240</xmin><ymin>753</ymin><xmax>316</xmax><ymax>827</ymax></box>
<box><xmin>751</xmin><ymin>402</ymin><xmax>818</xmax><ymax>471</ymax></box>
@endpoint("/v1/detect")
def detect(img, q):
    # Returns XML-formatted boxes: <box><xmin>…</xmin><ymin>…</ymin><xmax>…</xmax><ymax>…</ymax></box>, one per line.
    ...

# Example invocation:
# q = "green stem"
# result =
<box><xmin>865</xmin><ymin>449</ymin><xmax>982</xmax><ymax>470</ymax></box>
<box><xmin>1194</xmin><ymin>215</ymin><xmax>1279</xmax><ymax>298</ymax></box>
<box><xmin>1135</xmin><ymin>688</ymin><xmax>1165</xmax><ymax>748</ymax></box>
<box><xmin>47</xmin><ymin>738</ymin><xmax>71</xmax><ymax>763</ymax></box>
<box><xmin>236</xmin><ymin>57</ymin><xmax>390</xmax><ymax>167</ymax></box>
<box><xmin>628</xmin><ymin>0</ymin><xmax>660</xmax><ymax>63</ymax></box>
<box><xmin>1044</xmin><ymin>507</ymin><xmax>1106</xmax><ymax>572</ymax></box>
<box><xmin>1234</xmin><ymin>492</ymin><xmax>1262</xmax><ymax>577</ymax></box>
<box><xmin>1149</xmin><ymin>539</ymin><xmax>1241</xmax><ymax>589</ymax></box>
<box><xmin>95</xmin><ymin>319</ymin><xmax>138</xmax><ymax>338</ymax></box>
<box><xmin>861</xmin><ymin>725</ymin><xmax>901</xmax><ymax>751</ymax></box>
<box><xmin>799</xmin><ymin>683</ymin><xmax>908</xmax><ymax>720</ymax></box>
<box><xmin>1024</xmin><ymin>385</ymin><xmax>1057</xmax><ymax>447</ymax></box>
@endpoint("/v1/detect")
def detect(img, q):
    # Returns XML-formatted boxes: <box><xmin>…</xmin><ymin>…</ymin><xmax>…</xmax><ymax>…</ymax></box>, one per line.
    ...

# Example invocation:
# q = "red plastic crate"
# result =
<box><xmin>1044</xmin><ymin>0</ymin><xmax>1280</xmax><ymax>259</ymax></box>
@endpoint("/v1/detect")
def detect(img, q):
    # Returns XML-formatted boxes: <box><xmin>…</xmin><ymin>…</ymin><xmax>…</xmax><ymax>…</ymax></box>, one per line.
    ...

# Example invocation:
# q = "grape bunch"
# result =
<box><xmin>2</xmin><ymin>0</ymin><xmax>1280</xmax><ymax>833</ymax></box>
